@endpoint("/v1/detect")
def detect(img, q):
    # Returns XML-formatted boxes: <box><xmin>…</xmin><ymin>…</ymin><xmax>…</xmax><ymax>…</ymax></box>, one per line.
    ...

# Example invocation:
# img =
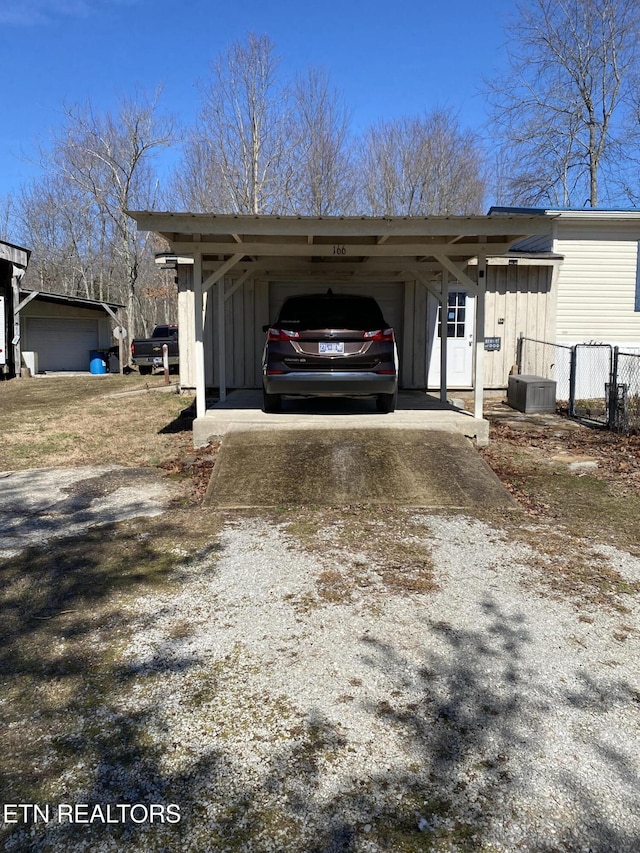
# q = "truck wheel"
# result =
<box><xmin>138</xmin><ymin>366</ymin><xmax>152</xmax><ymax>376</ymax></box>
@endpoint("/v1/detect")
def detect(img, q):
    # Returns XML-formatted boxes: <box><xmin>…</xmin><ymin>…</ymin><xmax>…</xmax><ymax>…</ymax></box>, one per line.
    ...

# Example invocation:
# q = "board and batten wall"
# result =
<box><xmin>178</xmin><ymin>268</ymin><xmax>269</xmax><ymax>390</ymax></box>
<box><xmin>178</xmin><ymin>272</ymin><xmax>430</xmax><ymax>390</ymax></box>
<box><xmin>482</xmin><ymin>261</ymin><xmax>557</xmax><ymax>387</ymax></box>
<box><xmin>178</xmin><ymin>264</ymin><xmax>558</xmax><ymax>392</ymax></box>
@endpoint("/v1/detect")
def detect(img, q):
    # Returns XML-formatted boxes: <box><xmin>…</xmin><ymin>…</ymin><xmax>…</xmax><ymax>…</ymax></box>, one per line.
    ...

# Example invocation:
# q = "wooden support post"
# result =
<box><xmin>162</xmin><ymin>344</ymin><xmax>170</xmax><ymax>385</ymax></box>
<box><xmin>217</xmin><ymin>277</ymin><xmax>226</xmax><ymax>402</ymax></box>
<box><xmin>474</xmin><ymin>251</ymin><xmax>487</xmax><ymax>421</ymax></box>
<box><xmin>194</xmin><ymin>254</ymin><xmax>206</xmax><ymax>418</ymax></box>
<box><xmin>440</xmin><ymin>270</ymin><xmax>449</xmax><ymax>405</ymax></box>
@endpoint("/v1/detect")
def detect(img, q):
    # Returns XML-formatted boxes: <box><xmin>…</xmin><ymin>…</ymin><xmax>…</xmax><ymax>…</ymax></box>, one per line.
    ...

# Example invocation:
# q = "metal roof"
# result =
<box><xmin>129</xmin><ymin>211</ymin><xmax>556</xmax><ymax>282</ymax></box>
<box><xmin>20</xmin><ymin>288</ymin><xmax>123</xmax><ymax>310</ymax></box>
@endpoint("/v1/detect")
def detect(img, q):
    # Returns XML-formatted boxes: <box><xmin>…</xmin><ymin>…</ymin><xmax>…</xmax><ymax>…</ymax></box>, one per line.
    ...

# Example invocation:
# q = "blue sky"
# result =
<box><xmin>0</xmin><ymin>0</ymin><xmax>514</xmax><ymax>200</ymax></box>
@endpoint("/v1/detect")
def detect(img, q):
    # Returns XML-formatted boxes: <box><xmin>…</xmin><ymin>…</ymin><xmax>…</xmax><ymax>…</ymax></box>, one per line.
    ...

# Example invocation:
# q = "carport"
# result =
<box><xmin>129</xmin><ymin>212</ymin><xmax>553</xmax><ymax>443</ymax></box>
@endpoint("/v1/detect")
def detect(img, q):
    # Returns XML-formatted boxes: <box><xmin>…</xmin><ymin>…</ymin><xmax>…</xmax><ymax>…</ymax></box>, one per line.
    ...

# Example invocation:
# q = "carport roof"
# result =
<box><xmin>129</xmin><ymin>212</ymin><xmax>556</xmax><ymax>280</ymax></box>
<box><xmin>129</xmin><ymin>212</ymin><xmax>559</xmax><ymax>428</ymax></box>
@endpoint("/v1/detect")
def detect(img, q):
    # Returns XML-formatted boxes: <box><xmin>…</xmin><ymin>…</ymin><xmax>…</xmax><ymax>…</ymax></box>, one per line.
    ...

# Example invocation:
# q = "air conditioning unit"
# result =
<box><xmin>508</xmin><ymin>374</ymin><xmax>556</xmax><ymax>413</ymax></box>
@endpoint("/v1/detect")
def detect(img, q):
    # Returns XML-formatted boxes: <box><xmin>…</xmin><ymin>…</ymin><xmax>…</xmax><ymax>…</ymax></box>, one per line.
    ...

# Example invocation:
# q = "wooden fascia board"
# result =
<box><xmin>480</xmin><ymin>256</ymin><xmax>563</xmax><ymax>267</ymax></box>
<box><xmin>0</xmin><ymin>242</ymin><xmax>30</xmax><ymax>268</ymax></box>
<box><xmin>168</xmin><ymin>240</ymin><xmax>517</xmax><ymax>258</ymax></box>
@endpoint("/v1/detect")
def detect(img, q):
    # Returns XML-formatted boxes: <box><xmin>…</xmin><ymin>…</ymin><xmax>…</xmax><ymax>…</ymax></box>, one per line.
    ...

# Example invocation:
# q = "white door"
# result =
<box><xmin>427</xmin><ymin>290</ymin><xmax>475</xmax><ymax>388</ymax></box>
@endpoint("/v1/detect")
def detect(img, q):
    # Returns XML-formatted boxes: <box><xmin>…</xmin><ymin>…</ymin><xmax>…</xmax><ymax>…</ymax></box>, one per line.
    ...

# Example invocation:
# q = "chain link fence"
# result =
<box><xmin>517</xmin><ymin>336</ymin><xmax>640</xmax><ymax>433</ymax></box>
<box><xmin>572</xmin><ymin>344</ymin><xmax>613</xmax><ymax>425</ymax></box>
<box><xmin>611</xmin><ymin>350</ymin><xmax>640</xmax><ymax>432</ymax></box>
<box><xmin>517</xmin><ymin>337</ymin><xmax>573</xmax><ymax>402</ymax></box>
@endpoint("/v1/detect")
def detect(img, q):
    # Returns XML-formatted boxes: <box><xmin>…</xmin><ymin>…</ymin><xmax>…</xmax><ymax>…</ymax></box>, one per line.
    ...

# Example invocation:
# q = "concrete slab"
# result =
<box><xmin>193</xmin><ymin>390</ymin><xmax>489</xmax><ymax>448</ymax></box>
<box><xmin>204</xmin><ymin>428</ymin><xmax>514</xmax><ymax>509</ymax></box>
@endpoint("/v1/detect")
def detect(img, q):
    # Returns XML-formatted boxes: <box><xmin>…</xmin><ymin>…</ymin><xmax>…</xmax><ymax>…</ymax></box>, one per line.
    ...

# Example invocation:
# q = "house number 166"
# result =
<box><xmin>333</xmin><ymin>245</ymin><xmax>347</xmax><ymax>255</ymax></box>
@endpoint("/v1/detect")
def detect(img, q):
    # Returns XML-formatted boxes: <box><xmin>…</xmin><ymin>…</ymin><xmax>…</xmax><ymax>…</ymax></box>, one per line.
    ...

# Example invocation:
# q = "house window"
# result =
<box><xmin>437</xmin><ymin>292</ymin><xmax>466</xmax><ymax>338</ymax></box>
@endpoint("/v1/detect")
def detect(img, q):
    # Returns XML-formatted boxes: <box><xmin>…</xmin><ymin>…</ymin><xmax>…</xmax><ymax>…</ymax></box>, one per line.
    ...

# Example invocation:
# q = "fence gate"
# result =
<box><xmin>570</xmin><ymin>344</ymin><xmax>613</xmax><ymax>425</ymax></box>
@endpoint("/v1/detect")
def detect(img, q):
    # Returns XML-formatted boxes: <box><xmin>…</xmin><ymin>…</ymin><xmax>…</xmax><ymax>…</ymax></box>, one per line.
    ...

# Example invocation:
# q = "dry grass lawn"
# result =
<box><xmin>0</xmin><ymin>374</ymin><xmax>195</xmax><ymax>471</ymax></box>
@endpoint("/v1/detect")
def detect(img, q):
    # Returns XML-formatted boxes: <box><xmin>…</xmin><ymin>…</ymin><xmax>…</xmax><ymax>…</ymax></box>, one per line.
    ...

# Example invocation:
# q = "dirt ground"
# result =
<box><xmin>479</xmin><ymin>400</ymin><xmax>640</xmax><ymax>552</ymax></box>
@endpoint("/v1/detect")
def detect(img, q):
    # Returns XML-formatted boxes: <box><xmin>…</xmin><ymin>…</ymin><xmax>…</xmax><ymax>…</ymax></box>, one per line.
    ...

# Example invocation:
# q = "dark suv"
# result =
<box><xmin>262</xmin><ymin>291</ymin><xmax>398</xmax><ymax>413</ymax></box>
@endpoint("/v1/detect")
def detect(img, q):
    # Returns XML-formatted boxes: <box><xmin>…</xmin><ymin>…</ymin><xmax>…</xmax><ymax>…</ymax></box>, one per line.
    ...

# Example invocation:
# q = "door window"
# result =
<box><xmin>437</xmin><ymin>292</ymin><xmax>466</xmax><ymax>338</ymax></box>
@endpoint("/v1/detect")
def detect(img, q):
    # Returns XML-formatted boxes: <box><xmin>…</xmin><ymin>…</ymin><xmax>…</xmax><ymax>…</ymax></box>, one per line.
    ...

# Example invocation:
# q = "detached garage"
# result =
<box><xmin>25</xmin><ymin>317</ymin><xmax>104</xmax><ymax>371</ymax></box>
<box><xmin>1</xmin><ymin>241</ymin><xmax>123</xmax><ymax>377</ymax></box>
<box><xmin>19</xmin><ymin>292</ymin><xmax>122</xmax><ymax>373</ymax></box>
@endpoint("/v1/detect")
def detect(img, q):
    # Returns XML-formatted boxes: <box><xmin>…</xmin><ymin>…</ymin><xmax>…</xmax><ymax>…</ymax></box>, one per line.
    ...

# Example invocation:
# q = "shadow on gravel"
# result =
<box><xmin>0</xmin><ymin>468</ymin><xmax>174</xmax><ymax>556</ymax></box>
<box><xmin>202</xmin><ymin>599</ymin><xmax>639</xmax><ymax>852</ymax></box>
<box><xmin>2</xmin><ymin>541</ymin><xmax>639</xmax><ymax>852</ymax></box>
<box><xmin>0</xmin><ymin>522</ymin><xmax>223</xmax><ymax>852</ymax></box>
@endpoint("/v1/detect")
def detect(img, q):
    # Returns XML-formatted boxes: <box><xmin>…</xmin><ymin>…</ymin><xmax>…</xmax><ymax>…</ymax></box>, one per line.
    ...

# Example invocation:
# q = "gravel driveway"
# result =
<box><xmin>5</xmin><ymin>505</ymin><xmax>639</xmax><ymax>852</ymax></box>
<box><xmin>0</xmin><ymin>465</ymin><xmax>178</xmax><ymax>558</ymax></box>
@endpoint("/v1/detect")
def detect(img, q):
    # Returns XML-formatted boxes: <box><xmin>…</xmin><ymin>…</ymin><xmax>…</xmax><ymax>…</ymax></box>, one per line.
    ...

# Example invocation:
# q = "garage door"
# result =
<box><xmin>269</xmin><ymin>282</ymin><xmax>405</xmax><ymax>350</ymax></box>
<box><xmin>25</xmin><ymin>318</ymin><xmax>100</xmax><ymax>371</ymax></box>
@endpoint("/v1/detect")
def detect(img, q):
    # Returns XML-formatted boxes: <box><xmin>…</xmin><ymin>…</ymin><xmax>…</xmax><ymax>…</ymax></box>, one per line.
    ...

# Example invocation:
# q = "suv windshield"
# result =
<box><xmin>276</xmin><ymin>295</ymin><xmax>386</xmax><ymax>331</ymax></box>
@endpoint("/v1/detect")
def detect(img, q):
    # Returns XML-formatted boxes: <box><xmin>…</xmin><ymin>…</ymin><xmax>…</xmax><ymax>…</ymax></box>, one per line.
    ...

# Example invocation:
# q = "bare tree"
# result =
<box><xmin>292</xmin><ymin>68</ymin><xmax>355</xmax><ymax>215</ymax></box>
<box><xmin>0</xmin><ymin>195</ymin><xmax>16</xmax><ymax>242</ymax></box>
<box><xmin>358</xmin><ymin>110</ymin><xmax>486</xmax><ymax>215</ymax></box>
<box><xmin>39</xmin><ymin>89</ymin><xmax>174</xmax><ymax>334</ymax></box>
<box><xmin>183</xmin><ymin>33</ymin><xmax>298</xmax><ymax>214</ymax></box>
<box><xmin>488</xmin><ymin>0</ymin><xmax>640</xmax><ymax>207</ymax></box>
<box><xmin>17</xmin><ymin>175</ymin><xmax>99</xmax><ymax>296</ymax></box>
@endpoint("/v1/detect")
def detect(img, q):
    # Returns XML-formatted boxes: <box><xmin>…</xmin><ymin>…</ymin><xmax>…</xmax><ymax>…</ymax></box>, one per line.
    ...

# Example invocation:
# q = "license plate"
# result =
<box><xmin>153</xmin><ymin>357</ymin><xmax>163</xmax><ymax>365</ymax></box>
<box><xmin>319</xmin><ymin>341</ymin><xmax>344</xmax><ymax>354</ymax></box>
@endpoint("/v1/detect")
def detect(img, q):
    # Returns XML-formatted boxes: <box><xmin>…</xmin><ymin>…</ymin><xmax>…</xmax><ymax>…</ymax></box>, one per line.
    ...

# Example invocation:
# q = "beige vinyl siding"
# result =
<box><xmin>555</xmin><ymin>237</ymin><xmax>640</xmax><ymax>344</ymax></box>
<box><xmin>484</xmin><ymin>263</ymin><xmax>556</xmax><ymax>387</ymax></box>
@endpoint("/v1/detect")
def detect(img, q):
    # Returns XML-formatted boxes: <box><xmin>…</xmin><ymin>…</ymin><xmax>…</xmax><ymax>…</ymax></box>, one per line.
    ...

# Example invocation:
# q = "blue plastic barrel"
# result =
<box><xmin>89</xmin><ymin>350</ymin><xmax>107</xmax><ymax>374</ymax></box>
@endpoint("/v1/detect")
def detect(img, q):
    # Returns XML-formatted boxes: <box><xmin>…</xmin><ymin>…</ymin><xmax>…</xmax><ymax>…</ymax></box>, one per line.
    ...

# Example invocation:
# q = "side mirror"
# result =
<box><xmin>262</xmin><ymin>324</ymin><xmax>270</xmax><ymax>333</ymax></box>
